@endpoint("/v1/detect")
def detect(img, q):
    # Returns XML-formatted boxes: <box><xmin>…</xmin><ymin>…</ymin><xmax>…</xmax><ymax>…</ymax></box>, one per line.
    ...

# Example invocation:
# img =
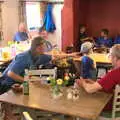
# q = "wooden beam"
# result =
<box><xmin>19</xmin><ymin>0</ymin><xmax>64</xmax><ymax>4</ymax></box>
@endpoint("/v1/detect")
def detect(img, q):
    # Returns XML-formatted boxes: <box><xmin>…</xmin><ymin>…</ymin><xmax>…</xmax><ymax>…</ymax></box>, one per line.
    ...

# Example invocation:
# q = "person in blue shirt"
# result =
<box><xmin>96</xmin><ymin>29</ymin><xmax>113</xmax><ymax>48</ymax></box>
<box><xmin>0</xmin><ymin>36</ymin><xmax>52</xmax><ymax>94</ymax></box>
<box><xmin>80</xmin><ymin>42</ymin><xmax>96</xmax><ymax>79</ymax></box>
<box><xmin>13</xmin><ymin>23</ymin><xmax>29</xmax><ymax>42</ymax></box>
<box><xmin>39</xmin><ymin>27</ymin><xmax>56</xmax><ymax>52</ymax></box>
<box><xmin>114</xmin><ymin>34</ymin><xmax>120</xmax><ymax>44</ymax></box>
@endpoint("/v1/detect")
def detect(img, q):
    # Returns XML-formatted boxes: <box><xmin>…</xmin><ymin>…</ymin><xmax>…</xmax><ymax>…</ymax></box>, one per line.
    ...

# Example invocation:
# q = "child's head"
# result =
<box><xmin>80</xmin><ymin>42</ymin><xmax>93</xmax><ymax>55</ymax></box>
<box><xmin>100</xmin><ymin>29</ymin><xmax>109</xmax><ymax>37</ymax></box>
<box><xmin>39</xmin><ymin>26</ymin><xmax>48</xmax><ymax>39</ymax></box>
<box><xmin>80</xmin><ymin>24</ymin><xmax>86</xmax><ymax>34</ymax></box>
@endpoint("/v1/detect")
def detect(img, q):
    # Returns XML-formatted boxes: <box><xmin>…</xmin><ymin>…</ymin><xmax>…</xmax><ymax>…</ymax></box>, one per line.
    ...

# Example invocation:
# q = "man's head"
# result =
<box><xmin>80</xmin><ymin>25</ymin><xmax>86</xmax><ymax>34</ymax></box>
<box><xmin>100</xmin><ymin>29</ymin><xmax>109</xmax><ymax>37</ymax></box>
<box><xmin>109</xmin><ymin>44</ymin><xmax>120</xmax><ymax>67</ymax></box>
<box><xmin>39</xmin><ymin>27</ymin><xmax>48</xmax><ymax>39</ymax></box>
<box><xmin>18</xmin><ymin>22</ymin><xmax>27</xmax><ymax>32</ymax></box>
<box><xmin>31</xmin><ymin>36</ymin><xmax>46</xmax><ymax>55</ymax></box>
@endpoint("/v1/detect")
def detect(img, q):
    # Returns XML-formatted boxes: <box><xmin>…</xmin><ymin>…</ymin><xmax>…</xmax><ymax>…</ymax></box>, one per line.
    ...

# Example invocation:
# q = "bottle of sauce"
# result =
<box><xmin>23</xmin><ymin>69</ymin><xmax>29</xmax><ymax>95</ymax></box>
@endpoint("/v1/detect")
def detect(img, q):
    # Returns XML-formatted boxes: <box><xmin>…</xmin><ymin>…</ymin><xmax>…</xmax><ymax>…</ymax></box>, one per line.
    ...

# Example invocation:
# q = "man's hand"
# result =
<box><xmin>74</xmin><ymin>78</ymin><xmax>85</xmax><ymax>88</ymax></box>
<box><xmin>84</xmin><ymin>79</ymin><xmax>95</xmax><ymax>84</ymax></box>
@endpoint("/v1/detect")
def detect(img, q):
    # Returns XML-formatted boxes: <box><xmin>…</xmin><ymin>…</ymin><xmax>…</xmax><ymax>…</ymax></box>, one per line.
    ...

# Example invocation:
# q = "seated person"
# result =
<box><xmin>13</xmin><ymin>22</ymin><xmax>29</xmax><ymax>42</ymax></box>
<box><xmin>76</xmin><ymin>24</ymin><xmax>93</xmax><ymax>52</ymax></box>
<box><xmin>39</xmin><ymin>27</ymin><xmax>56</xmax><ymax>52</ymax></box>
<box><xmin>0</xmin><ymin>36</ymin><xmax>52</xmax><ymax>94</ymax></box>
<box><xmin>76</xmin><ymin>44</ymin><xmax>120</xmax><ymax>111</ymax></box>
<box><xmin>95</xmin><ymin>29</ymin><xmax>113</xmax><ymax>48</ymax></box>
<box><xmin>76</xmin><ymin>25</ymin><xmax>88</xmax><ymax>51</ymax></box>
<box><xmin>80</xmin><ymin>42</ymin><xmax>96</xmax><ymax>79</ymax></box>
<box><xmin>114</xmin><ymin>33</ymin><xmax>120</xmax><ymax>44</ymax></box>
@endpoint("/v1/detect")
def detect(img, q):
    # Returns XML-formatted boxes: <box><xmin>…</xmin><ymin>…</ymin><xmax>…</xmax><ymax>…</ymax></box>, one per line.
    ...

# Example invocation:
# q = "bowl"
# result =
<box><xmin>11</xmin><ymin>84</ymin><xmax>23</xmax><ymax>93</ymax></box>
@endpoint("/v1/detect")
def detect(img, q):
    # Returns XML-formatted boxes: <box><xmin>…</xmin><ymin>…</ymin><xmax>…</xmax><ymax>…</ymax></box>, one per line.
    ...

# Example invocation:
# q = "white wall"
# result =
<box><xmin>47</xmin><ymin>4</ymin><xmax>63</xmax><ymax>50</ymax></box>
<box><xmin>2</xmin><ymin>0</ymin><xmax>19</xmax><ymax>46</ymax></box>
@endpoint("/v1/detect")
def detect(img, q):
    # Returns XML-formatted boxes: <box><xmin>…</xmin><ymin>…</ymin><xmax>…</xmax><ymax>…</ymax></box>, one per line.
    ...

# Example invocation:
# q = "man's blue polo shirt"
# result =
<box><xmin>13</xmin><ymin>32</ymin><xmax>28</xmax><ymax>42</ymax></box>
<box><xmin>2</xmin><ymin>50</ymin><xmax>52</xmax><ymax>86</ymax></box>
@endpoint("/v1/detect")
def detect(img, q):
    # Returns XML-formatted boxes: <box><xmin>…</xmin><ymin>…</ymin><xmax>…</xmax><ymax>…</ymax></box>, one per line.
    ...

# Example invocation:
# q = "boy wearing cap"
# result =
<box><xmin>80</xmin><ymin>42</ymin><xmax>96</xmax><ymax>79</ymax></box>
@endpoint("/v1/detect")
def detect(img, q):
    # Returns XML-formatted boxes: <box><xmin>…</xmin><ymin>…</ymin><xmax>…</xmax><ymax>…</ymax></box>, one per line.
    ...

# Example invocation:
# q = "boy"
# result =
<box><xmin>80</xmin><ymin>42</ymin><xmax>96</xmax><ymax>79</ymax></box>
<box><xmin>96</xmin><ymin>29</ymin><xmax>113</xmax><ymax>48</ymax></box>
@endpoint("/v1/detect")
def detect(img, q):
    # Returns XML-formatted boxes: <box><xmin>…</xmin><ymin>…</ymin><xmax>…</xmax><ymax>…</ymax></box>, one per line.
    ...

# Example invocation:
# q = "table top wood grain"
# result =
<box><xmin>0</xmin><ymin>82</ymin><xmax>112</xmax><ymax>120</ymax></box>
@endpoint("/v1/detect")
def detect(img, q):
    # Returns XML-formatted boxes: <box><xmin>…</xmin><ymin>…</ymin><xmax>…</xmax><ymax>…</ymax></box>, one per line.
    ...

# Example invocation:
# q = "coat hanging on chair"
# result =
<box><xmin>43</xmin><ymin>4</ymin><xmax>56</xmax><ymax>32</ymax></box>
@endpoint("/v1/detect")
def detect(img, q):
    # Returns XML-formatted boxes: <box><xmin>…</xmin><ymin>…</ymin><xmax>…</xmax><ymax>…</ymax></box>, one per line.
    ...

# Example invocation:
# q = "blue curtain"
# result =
<box><xmin>43</xmin><ymin>4</ymin><xmax>56</xmax><ymax>32</ymax></box>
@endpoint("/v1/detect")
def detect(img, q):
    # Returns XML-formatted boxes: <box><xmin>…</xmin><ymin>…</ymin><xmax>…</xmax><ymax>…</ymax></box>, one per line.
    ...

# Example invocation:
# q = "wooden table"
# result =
<box><xmin>0</xmin><ymin>82</ymin><xmax>112</xmax><ymax>120</ymax></box>
<box><xmin>74</xmin><ymin>53</ymin><xmax>111</xmax><ymax>64</ymax></box>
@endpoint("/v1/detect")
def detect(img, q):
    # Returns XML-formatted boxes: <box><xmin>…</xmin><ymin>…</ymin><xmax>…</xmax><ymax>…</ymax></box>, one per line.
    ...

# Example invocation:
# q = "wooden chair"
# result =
<box><xmin>98</xmin><ymin>85</ymin><xmax>120</xmax><ymax>120</ymax></box>
<box><xmin>22</xmin><ymin>111</ymin><xmax>64</xmax><ymax>120</ymax></box>
<box><xmin>96</xmin><ymin>63</ymin><xmax>112</xmax><ymax>79</ymax></box>
<box><xmin>112</xmin><ymin>85</ymin><xmax>120</xmax><ymax>119</ymax></box>
<box><xmin>24</xmin><ymin>68</ymin><xmax>65</xmax><ymax>120</ymax></box>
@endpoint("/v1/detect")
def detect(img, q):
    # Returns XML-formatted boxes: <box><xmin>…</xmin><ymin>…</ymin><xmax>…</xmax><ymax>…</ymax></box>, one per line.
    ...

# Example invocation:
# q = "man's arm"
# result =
<box><xmin>7</xmin><ymin>71</ymin><xmax>24</xmax><ymax>83</ymax></box>
<box><xmin>82</xmin><ymin>80</ymin><xmax>103</xmax><ymax>93</ymax></box>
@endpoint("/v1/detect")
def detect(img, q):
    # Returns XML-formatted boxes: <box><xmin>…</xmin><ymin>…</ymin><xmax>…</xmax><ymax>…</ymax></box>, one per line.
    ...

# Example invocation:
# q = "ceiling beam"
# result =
<box><xmin>19</xmin><ymin>0</ymin><xmax>64</xmax><ymax>4</ymax></box>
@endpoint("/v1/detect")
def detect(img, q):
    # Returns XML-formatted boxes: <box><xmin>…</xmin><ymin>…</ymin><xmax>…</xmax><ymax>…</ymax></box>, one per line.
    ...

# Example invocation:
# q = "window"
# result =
<box><xmin>26</xmin><ymin>2</ymin><xmax>42</xmax><ymax>30</ymax></box>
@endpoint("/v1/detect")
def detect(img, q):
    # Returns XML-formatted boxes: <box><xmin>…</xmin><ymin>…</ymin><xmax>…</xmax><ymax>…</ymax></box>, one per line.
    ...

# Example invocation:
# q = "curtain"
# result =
<box><xmin>0</xmin><ymin>2</ymin><xmax>3</xmax><ymax>41</ymax></box>
<box><xmin>18</xmin><ymin>1</ymin><xmax>27</xmax><ymax>24</ymax></box>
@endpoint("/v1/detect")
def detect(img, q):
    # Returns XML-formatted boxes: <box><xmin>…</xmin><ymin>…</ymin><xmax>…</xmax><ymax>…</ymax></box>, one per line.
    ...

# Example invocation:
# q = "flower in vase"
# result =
<box><xmin>56</xmin><ymin>79</ymin><xmax>63</xmax><ymax>85</ymax></box>
<box><xmin>64</xmin><ymin>76</ymin><xmax>70</xmax><ymax>81</ymax></box>
<box><xmin>8</xmin><ymin>41</ymin><xmax>13</xmax><ymax>46</ymax></box>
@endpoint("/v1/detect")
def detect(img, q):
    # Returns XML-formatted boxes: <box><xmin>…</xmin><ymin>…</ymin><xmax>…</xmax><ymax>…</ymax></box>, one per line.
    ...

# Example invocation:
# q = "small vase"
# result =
<box><xmin>51</xmin><ymin>85</ymin><xmax>63</xmax><ymax>99</ymax></box>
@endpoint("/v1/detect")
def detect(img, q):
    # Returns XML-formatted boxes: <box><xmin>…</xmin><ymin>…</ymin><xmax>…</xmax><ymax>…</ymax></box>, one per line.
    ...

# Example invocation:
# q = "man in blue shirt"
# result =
<box><xmin>96</xmin><ymin>29</ymin><xmax>113</xmax><ymax>48</ymax></box>
<box><xmin>39</xmin><ymin>27</ymin><xmax>56</xmax><ymax>52</ymax></box>
<box><xmin>14</xmin><ymin>32</ymin><xmax>28</xmax><ymax>42</ymax></box>
<box><xmin>13</xmin><ymin>23</ymin><xmax>29</xmax><ymax>42</ymax></box>
<box><xmin>0</xmin><ymin>36</ymin><xmax>51</xmax><ymax>94</ymax></box>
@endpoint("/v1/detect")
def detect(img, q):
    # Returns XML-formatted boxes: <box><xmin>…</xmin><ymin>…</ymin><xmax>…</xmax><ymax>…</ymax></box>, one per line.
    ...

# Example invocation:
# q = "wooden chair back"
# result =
<box><xmin>25</xmin><ymin>67</ymin><xmax>57</xmax><ymax>81</ymax></box>
<box><xmin>112</xmin><ymin>84</ymin><xmax>120</xmax><ymax>120</ymax></box>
